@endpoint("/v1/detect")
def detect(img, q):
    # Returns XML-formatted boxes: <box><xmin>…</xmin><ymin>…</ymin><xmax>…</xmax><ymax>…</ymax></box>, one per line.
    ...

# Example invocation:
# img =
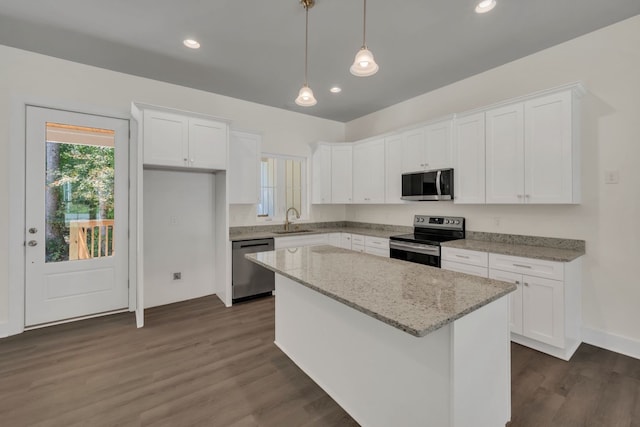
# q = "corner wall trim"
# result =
<box><xmin>0</xmin><ymin>322</ymin><xmax>8</xmax><ymax>339</ymax></box>
<box><xmin>582</xmin><ymin>327</ymin><xmax>640</xmax><ymax>361</ymax></box>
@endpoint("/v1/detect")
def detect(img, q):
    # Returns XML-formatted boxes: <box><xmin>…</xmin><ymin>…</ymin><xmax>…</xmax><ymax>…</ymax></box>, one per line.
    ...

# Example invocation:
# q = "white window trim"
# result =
<box><xmin>258</xmin><ymin>153</ymin><xmax>308</xmax><ymax>223</ymax></box>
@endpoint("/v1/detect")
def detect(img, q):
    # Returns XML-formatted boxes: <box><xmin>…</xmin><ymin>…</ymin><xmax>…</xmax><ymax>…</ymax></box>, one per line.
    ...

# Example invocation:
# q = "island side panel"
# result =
<box><xmin>451</xmin><ymin>295</ymin><xmax>511</xmax><ymax>427</ymax></box>
<box><xmin>274</xmin><ymin>274</ymin><xmax>452</xmax><ymax>427</ymax></box>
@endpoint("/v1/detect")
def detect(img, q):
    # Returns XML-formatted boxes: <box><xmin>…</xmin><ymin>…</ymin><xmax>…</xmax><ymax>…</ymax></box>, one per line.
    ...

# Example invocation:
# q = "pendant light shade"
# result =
<box><xmin>295</xmin><ymin>0</ymin><xmax>317</xmax><ymax>107</ymax></box>
<box><xmin>351</xmin><ymin>0</ymin><xmax>378</xmax><ymax>77</ymax></box>
<box><xmin>295</xmin><ymin>84</ymin><xmax>317</xmax><ymax>107</ymax></box>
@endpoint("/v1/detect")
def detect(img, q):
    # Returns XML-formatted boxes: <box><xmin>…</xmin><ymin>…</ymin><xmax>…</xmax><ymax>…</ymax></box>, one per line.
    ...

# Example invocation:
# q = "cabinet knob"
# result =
<box><xmin>515</xmin><ymin>280</ymin><xmax>520</xmax><ymax>285</ymax></box>
<box><xmin>517</xmin><ymin>194</ymin><xmax>523</xmax><ymax>198</ymax></box>
<box><xmin>524</xmin><ymin>283</ymin><xmax>529</xmax><ymax>287</ymax></box>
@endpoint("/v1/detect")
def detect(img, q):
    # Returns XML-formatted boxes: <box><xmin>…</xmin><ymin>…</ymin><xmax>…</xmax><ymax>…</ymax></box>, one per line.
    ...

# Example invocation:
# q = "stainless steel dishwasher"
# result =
<box><xmin>232</xmin><ymin>238</ymin><xmax>275</xmax><ymax>302</ymax></box>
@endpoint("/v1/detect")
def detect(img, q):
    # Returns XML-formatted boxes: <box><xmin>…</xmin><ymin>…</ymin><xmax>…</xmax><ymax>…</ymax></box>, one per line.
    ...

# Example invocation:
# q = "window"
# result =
<box><xmin>258</xmin><ymin>154</ymin><xmax>306</xmax><ymax>220</ymax></box>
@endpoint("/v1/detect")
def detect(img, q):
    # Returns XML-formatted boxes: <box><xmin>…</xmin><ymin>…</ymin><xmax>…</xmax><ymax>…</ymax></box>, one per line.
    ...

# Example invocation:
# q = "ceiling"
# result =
<box><xmin>0</xmin><ymin>1</ymin><xmax>638</xmax><ymax>122</ymax></box>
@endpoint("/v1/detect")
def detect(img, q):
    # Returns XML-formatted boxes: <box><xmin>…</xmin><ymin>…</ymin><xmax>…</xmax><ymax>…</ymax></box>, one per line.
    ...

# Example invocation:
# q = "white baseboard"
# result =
<box><xmin>582</xmin><ymin>327</ymin><xmax>640</xmax><ymax>360</ymax></box>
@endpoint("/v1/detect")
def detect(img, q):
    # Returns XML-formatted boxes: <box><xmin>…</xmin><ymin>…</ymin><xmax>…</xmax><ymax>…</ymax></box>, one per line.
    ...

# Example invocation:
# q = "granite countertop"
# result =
<box><xmin>247</xmin><ymin>245</ymin><xmax>516</xmax><ymax>337</ymax></box>
<box><xmin>230</xmin><ymin>225</ymin><xmax>403</xmax><ymax>241</ymax></box>
<box><xmin>441</xmin><ymin>239</ymin><xmax>585</xmax><ymax>262</ymax></box>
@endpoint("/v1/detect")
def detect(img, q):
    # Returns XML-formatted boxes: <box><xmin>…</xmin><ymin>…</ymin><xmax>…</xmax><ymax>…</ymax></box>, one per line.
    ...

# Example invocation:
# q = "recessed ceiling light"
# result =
<box><xmin>475</xmin><ymin>0</ymin><xmax>496</xmax><ymax>13</ymax></box>
<box><xmin>183</xmin><ymin>39</ymin><xmax>201</xmax><ymax>49</ymax></box>
<box><xmin>330</xmin><ymin>86</ymin><xmax>342</xmax><ymax>94</ymax></box>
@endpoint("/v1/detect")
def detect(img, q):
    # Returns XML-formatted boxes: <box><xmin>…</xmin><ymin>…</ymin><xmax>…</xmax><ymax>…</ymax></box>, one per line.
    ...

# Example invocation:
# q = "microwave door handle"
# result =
<box><xmin>436</xmin><ymin>170</ymin><xmax>442</xmax><ymax>197</ymax></box>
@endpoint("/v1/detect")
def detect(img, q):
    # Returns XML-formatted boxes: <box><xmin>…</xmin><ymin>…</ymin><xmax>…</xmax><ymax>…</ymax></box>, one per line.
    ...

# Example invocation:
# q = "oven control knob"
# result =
<box><xmin>454</xmin><ymin>220</ymin><xmax>460</xmax><ymax>224</ymax></box>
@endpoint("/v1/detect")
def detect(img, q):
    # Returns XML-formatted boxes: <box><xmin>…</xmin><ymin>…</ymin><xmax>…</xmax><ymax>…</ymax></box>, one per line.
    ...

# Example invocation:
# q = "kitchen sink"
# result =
<box><xmin>272</xmin><ymin>229</ymin><xmax>314</xmax><ymax>234</ymax></box>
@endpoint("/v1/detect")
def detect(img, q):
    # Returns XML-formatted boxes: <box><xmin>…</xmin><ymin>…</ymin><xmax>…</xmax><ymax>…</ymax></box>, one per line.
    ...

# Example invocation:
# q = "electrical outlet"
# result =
<box><xmin>173</xmin><ymin>272</ymin><xmax>181</xmax><ymax>280</ymax></box>
<box><xmin>493</xmin><ymin>217</ymin><xmax>501</xmax><ymax>227</ymax></box>
<box><xmin>605</xmin><ymin>170</ymin><xmax>619</xmax><ymax>184</ymax></box>
<box><xmin>169</xmin><ymin>215</ymin><xmax>178</xmax><ymax>225</ymax></box>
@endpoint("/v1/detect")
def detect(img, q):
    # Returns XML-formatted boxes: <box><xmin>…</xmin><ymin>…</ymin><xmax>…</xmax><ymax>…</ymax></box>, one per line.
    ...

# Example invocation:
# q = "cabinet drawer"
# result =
<box><xmin>352</xmin><ymin>242</ymin><xmax>365</xmax><ymax>253</ymax></box>
<box><xmin>441</xmin><ymin>247</ymin><xmax>488</xmax><ymax>267</ymax></box>
<box><xmin>364</xmin><ymin>236</ymin><xmax>389</xmax><ymax>249</ymax></box>
<box><xmin>365</xmin><ymin>246</ymin><xmax>389</xmax><ymax>257</ymax></box>
<box><xmin>352</xmin><ymin>234</ymin><xmax>365</xmax><ymax>245</ymax></box>
<box><xmin>441</xmin><ymin>260</ymin><xmax>488</xmax><ymax>278</ymax></box>
<box><xmin>489</xmin><ymin>253</ymin><xmax>563</xmax><ymax>281</ymax></box>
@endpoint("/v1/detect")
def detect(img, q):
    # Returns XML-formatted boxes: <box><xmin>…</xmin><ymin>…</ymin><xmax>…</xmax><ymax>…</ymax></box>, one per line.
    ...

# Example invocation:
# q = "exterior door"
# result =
<box><xmin>25</xmin><ymin>106</ymin><xmax>129</xmax><ymax>327</ymax></box>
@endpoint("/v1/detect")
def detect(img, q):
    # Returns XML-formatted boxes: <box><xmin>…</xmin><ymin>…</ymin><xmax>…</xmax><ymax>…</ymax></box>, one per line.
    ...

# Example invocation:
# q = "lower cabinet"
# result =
<box><xmin>442</xmin><ymin>247</ymin><xmax>582</xmax><ymax>360</ymax></box>
<box><xmin>274</xmin><ymin>234</ymin><xmax>329</xmax><ymax>249</ymax></box>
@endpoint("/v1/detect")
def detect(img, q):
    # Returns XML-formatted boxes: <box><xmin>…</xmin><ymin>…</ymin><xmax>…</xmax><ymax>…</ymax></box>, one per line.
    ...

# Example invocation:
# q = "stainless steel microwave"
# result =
<box><xmin>401</xmin><ymin>168</ymin><xmax>454</xmax><ymax>201</ymax></box>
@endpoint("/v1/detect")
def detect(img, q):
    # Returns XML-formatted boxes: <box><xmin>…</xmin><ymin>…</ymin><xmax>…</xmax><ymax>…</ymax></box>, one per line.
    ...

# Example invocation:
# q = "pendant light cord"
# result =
<box><xmin>304</xmin><ymin>4</ymin><xmax>309</xmax><ymax>86</ymax></box>
<box><xmin>362</xmin><ymin>0</ymin><xmax>367</xmax><ymax>48</ymax></box>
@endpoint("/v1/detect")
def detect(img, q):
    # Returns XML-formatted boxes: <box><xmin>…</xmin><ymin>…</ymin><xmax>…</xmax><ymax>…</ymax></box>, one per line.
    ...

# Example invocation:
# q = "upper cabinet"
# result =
<box><xmin>311</xmin><ymin>83</ymin><xmax>584</xmax><ymax>206</ymax></box>
<box><xmin>485</xmin><ymin>103</ymin><xmax>525</xmax><ymax>204</ymax></box>
<box><xmin>229</xmin><ymin>131</ymin><xmax>261</xmax><ymax>204</ymax></box>
<box><xmin>311</xmin><ymin>144</ymin><xmax>332</xmax><ymax>204</ymax></box>
<box><xmin>353</xmin><ymin>138</ymin><xmax>385</xmax><ymax>203</ymax></box>
<box><xmin>401</xmin><ymin>120</ymin><xmax>453</xmax><ymax>173</ymax></box>
<box><xmin>456</xmin><ymin>84</ymin><xmax>583</xmax><ymax>205</ymax></box>
<box><xmin>453</xmin><ymin>112</ymin><xmax>486</xmax><ymax>204</ymax></box>
<box><xmin>331</xmin><ymin>145</ymin><xmax>353</xmax><ymax>204</ymax></box>
<box><xmin>384</xmin><ymin>134</ymin><xmax>404</xmax><ymax>204</ymax></box>
<box><xmin>485</xmin><ymin>88</ymin><xmax>581</xmax><ymax>204</ymax></box>
<box><xmin>143</xmin><ymin>109</ymin><xmax>227</xmax><ymax>170</ymax></box>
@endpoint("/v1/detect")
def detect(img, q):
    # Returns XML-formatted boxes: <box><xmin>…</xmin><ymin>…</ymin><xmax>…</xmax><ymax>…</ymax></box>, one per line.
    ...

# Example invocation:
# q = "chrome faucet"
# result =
<box><xmin>284</xmin><ymin>207</ymin><xmax>300</xmax><ymax>231</ymax></box>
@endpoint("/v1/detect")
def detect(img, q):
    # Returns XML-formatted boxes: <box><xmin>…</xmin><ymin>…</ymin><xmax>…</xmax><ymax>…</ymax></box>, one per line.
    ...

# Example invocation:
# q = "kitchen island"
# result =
<box><xmin>247</xmin><ymin>245</ymin><xmax>516</xmax><ymax>427</ymax></box>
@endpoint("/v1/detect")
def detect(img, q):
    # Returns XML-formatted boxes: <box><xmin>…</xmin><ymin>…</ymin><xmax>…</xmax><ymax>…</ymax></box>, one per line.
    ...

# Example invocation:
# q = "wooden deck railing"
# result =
<box><xmin>69</xmin><ymin>219</ymin><xmax>115</xmax><ymax>260</ymax></box>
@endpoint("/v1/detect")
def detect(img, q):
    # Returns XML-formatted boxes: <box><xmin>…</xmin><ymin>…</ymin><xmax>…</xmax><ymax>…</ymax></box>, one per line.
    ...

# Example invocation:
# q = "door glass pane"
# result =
<box><xmin>45</xmin><ymin>123</ymin><xmax>116</xmax><ymax>263</ymax></box>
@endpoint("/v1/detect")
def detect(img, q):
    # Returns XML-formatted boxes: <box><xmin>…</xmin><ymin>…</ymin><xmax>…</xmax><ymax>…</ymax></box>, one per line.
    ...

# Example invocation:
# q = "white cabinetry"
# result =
<box><xmin>384</xmin><ymin>134</ymin><xmax>404</xmax><ymax>204</ymax></box>
<box><xmin>328</xmin><ymin>233</ymin><xmax>342</xmax><ymax>247</ymax></box>
<box><xmin>274</xmin><ymin>234</ymin><xmax>329</xmax><ymax>250</ymax></box>
<box><xmin>441</xmin><ymin>247</ymin><xmax>488</xmax><ymax>277</ymax></box>
<box><xmin>143</xmin><ymin>109</ymin><xmax>227</xmax><ymax>170</ymax></box>
<box><xmin>364</xmin><ymin>236</ymin><xmax>389</xmax><ymax>257</ymax></box>
<box><xmin>331</xmin><ymin>145</ymin><xmax>353</xmax><ymax>203</ymax></box>
<box><xmin>353</xmin><ymin>139</ymin><xmax>385</xmax><ymax>203</ymax></box>
<box><xmin>340</xmin><ymin>233</ymin><xmax>353</xmax><ymax>249</ymax></box>
<box><xmin>453</xmin><ymin>113</ymin><xmax>486</xmax><ymax>204</ymax></box>
<box><xmin>401</xmin><ymin>120</ymin><xmax>452</xmax><ymax>173</ymax></box>
<box><xmin>489</xmin><ymin>253</ymin><xmax>582</xmax><ymax>360</ymax></box>
<box><xmin>485</xmin><ymin>88</ymin><xmax>581</xmax><ymax>204</ymax></box>
<box><xmin>351</xmin><ymin>234</ymin><xmax>365</xmax><ymax>253</ymax></box>
<box><xmin>312</xmin><ymin>144</ymin><xmax>331</xmax><ymax>204</ymax></box>
<box><xmin>229</xmin><ymin>131</ymin><xmax>260</xmax><ymax>204</ymax></box>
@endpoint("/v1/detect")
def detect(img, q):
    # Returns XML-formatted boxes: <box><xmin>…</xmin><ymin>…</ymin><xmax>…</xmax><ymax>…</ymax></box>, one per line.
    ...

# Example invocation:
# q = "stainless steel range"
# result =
<box><xmin>389</xmin><ymin>215</ymin><xmax>465</xmax><ymax>267</ymax></box>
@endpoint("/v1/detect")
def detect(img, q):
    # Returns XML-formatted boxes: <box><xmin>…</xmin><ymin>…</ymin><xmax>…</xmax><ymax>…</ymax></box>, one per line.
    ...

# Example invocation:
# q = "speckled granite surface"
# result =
<box><xmin>247</xmin><ymin>245</ymin><xmax>516</xmax><ymax>337</ymax></box>
<box><xmin>229</xmin><ymin>221</ymin><xmax>412</xmax><ymax>241</ymax></box>
<box><xmin>442</xmin><ymin>237</ymin><xmax>585</xmax><ymax>262</ymax></box>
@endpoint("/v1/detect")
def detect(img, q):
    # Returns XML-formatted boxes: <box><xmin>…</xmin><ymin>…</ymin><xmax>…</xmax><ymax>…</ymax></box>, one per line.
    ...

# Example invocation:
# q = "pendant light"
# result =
<box><xmin>350</xmin><ymin>0</ymin><xmax>379</xmax><ymax>77</ymax></box>
<box><xmin>295</xmin><ymin>0</ymin><xmax>317</xmax><ymax>107</ymax></box>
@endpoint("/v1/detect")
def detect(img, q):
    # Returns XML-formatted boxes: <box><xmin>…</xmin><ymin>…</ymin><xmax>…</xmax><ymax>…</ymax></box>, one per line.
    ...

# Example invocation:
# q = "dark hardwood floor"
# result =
<box><xmin>0</xmin><ymin>296</ymin><xmax>638</xmax><ymax>426</ymax></box>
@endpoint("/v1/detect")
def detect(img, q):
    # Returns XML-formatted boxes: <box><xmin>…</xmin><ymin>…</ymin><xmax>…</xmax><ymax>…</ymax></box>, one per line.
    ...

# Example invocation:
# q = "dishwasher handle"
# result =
<box><xmin>232</xmin><ymin>239</ymin><xmax>274</xmax><ymax>250</ymax></box>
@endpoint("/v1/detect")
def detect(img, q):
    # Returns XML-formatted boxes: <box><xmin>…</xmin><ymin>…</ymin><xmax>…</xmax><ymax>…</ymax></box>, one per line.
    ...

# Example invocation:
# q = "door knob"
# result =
<box><xmin>28</xmin><ymin>240</ymin><xmax>37</xmax><ymax>247</ymax></box>
<box><xmin>28</xmin><ymin>228</ymin><xmax>37</xmax><ymax>234</ymax></box>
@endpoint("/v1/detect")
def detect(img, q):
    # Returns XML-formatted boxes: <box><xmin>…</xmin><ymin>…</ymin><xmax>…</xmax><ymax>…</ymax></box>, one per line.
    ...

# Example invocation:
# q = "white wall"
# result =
<box><xmin>345</xmin><ymin>16</ymin><xmax>640</xmax><ymax>350</ymax></box>
<box><xmin>143</xmin><ymin>169</ymin><xmax>217</xmax><ymax>308</ymax></box>
<box><xmin>0</xmin><ymin>44</ymin><xmax>346</xmax><ymax>329</ymax></box>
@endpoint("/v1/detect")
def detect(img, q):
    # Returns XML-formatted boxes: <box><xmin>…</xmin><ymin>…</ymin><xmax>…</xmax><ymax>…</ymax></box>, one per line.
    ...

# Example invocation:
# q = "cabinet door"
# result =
<box><xmin>353</xmin><ymin>139</ymin><xmax>385</xmax><ymax>203</ymax></box>
<box><xmin>312</xmin><ymin>144</ymin><xmax>331</xmax><ymax>204</ymax></box>
<box><xmin>328</xmin><ymin>233</ymin><xmax>342</xmax><ymax>247</ymax></box>
<box><xmin>524</xmin><ymin>91</ymin><xmax>574</xmax><ymax>203</ymax></box>
<box><xmin>454</xmin><ymin>113</ymin><xmax>486</xmax><ymax>204</ymax></box>
<box><xmin>522</xmin><ymin>275</ymin><xmax>564</xmax><ymax>348</ymax></box>
<box><xmin>385</xmin><ymin>134</ymin><xmax>404</xmax><ymax>203</ymax></box>
<box><xmin>489</xmin><ymin>269</ymin><xmax>523</xmax><ymax>335</ymax></box>
<box><xmin>331</xmin><ymin>145</ymin><xmax>353</xmax><ymax>203</ymax></box>
<box><xmin>340</xmin><ymin>233</ymin><xmax>352</xmax><ymax>250</ymax></box>
<box><xmin>229</xmin><ymin>131</ymin><xmax>260</xmax><ymax>204</ymax></box>
<box><xmin>424</xmin><ymin>120</ymin><xmax>452</xmax><ymax>170</ymax></box>
<box><xmin>486</xmin><ymin>103</ymin><xmax>525</xmax><ymax>204</ymax></box>
<box><xmin>188</xmin><ymin>118</ymin><xmax>227</xmax><ymax>170</ymax></box>
<box><xmin>143</xmin><ymin>110</ymin><xmax>189</xmax><ymax>167</ymax></box>
<box><xmin>401</xmin><ymin>127</ymin><xmax>426</xmax><ymax>173</ymax></box>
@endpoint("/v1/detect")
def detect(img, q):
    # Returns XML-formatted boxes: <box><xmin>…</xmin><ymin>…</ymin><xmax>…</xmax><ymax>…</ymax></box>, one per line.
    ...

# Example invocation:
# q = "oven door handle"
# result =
<box><xmin>390</xmin><ymin>241</ymin><xmax>440</xmax><ymax>256</ymax></box>
<box><xmin>436</xmin><ymin>170</ymin><xmax>442</xmax><ymax>197</ymax></box>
